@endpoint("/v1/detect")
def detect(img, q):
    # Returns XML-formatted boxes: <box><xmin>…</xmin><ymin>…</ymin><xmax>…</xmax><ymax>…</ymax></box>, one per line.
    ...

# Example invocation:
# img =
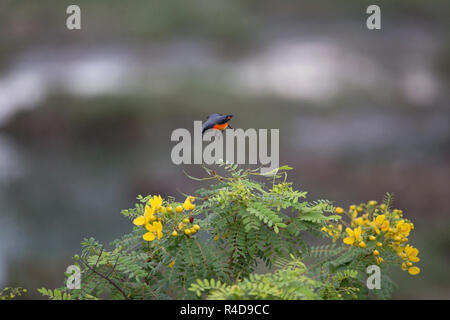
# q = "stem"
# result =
<box><xmin>79</xmin><ymin>258</ymin><xmax>130</xmax><ymax>300</ymax></box>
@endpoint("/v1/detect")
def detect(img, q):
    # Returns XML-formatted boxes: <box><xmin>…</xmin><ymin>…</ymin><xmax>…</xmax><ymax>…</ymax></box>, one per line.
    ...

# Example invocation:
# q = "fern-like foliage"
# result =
<box><xmin>38</xmin><ymin>164</ymin><xmax>411</xmax><ymax>300</ymax></box>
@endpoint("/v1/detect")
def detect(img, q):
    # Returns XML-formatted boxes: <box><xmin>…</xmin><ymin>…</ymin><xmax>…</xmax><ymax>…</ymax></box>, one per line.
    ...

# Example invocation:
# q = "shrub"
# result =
<box><xmin>39</xmin><ymin>163</ymin><xmax>420</xmax><ymax>300</ymax></box>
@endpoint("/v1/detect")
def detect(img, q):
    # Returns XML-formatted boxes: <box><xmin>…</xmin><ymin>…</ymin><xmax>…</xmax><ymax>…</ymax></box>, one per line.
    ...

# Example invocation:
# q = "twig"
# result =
<box><xmin>79</xmin><ymin>258</ymin><xmax>130</xmax><ymax>300</ymax></box>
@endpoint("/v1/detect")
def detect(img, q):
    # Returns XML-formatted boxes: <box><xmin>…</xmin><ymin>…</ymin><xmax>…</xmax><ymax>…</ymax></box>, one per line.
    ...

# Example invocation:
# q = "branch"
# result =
<box><xmin>79</xmin><ymin>258</ymin><xmax>130</xmax><ymax>300</ymax></box>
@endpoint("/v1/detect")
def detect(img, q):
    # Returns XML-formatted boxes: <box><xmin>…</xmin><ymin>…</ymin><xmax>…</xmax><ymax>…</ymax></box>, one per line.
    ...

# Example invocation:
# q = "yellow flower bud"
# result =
<box><xmin>335</xmin><ymin>207</ymin><xmax>344</xmax><ymax>214</ymax></box>
<box><xmin>376</xmin><ymin>242</ymin><xmax>383</xmax><ymax>247</ymax></box>
<box><xmin>359</xmin><ymin>241</ymin><xmax>366</xmax><ymax>248</ymax></box>
<box><xmin>350</xmin><ymin>205</ymin><xmax>356</xmax><ymax>211</ymax></box>
<box><xmin>373</xmin><ymin>250</ymin><xmax>380</xmax><ymax>256</ymax></box>
<box><xmin>166</xmin><ymin>206</ymin><xmax>173</xmax><ymax>213</ymax></box>
<box><xmin>193</xmin><ymin>224</ymin><xmax>200</xmax><ymax>231</ymax></box>
<box><xmin>184</xmin><ymin>229</ymin><xmax>191</xmax><ymax>235</ymax></box>
<box><xmin>408</xmin><ymin>266</ymin><xmax>420</xmax><ymax>275</ymax></box>
<box><xmin>176</xmin><ymin>206</ymin><xmax>183</xmax><ymax>213</ymax></box>
<box><xmin>369</xmin><ymin>201</ymin><xmax>377</xmax><ymax>206</ymax></box>
<box><xmin>369</xmin><ymin>235</ymin><xmax>376</xmax><ymax>241</ymax></box>
<box><xmin>183</xmin><ymin>218</ymin><xmax>190</xmax><ymax>224</ymax></box>
<box><xmin>172</xmin><ymin>230</ymin><xmax>178</xmax><ymax>237</ymax></box>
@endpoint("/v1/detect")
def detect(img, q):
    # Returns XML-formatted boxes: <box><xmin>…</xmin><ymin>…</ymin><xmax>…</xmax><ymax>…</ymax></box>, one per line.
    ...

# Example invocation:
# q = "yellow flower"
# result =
<box><xmin>166</xmin><ymin>206</ymin><xmax>173</xmax><ymax>213</ymax></box>
<box><xmin>148</xmin><ymin>195</ymin><xmax>163</xmax><ymax>211</ymax></box>
<box><xmin>396</xmin><ymin>220</ymin><xmax>412</xmax><ymax>238</ymax></box>
<box><xmin>133</xmin><ymin>205</ymin><xmax>156</xmax><ymax>226</ymax></box>
<box><xmin>404</xmin><ymin>245</ymin><xmax>420</xmax><ymax>263</ymax></box>
<box><xmin>376</xmin><ymin>257</ymin><xmax>384</xmax><ymax>264</ymax></box>
<box><xmin>183</xmin><ymin>196</ymin><xmax>196</xmax><ymax>211</ymax></box>
<box><xmin>335</xmin><ymin>207</ymin><xmax>344</xmax><ymax>214</ymax></box>
<box><xmin>143</xmin><ymin>220</ymin><xmax>163</xmax><ymax>241</ymax></box>
<box><xmin>373</xmin><ymin>249</ymin><xmax>379</xmax><ymax>256</ymax></box>
<box><xmin>359</xmin><ymin>241</ymin><xmax>366</xmax><ymax>248</ymax></box>
<box><xmin>176</xmin><ymin>206</ymin><xmax>183</xmax><ymax>213</ymax></box>
<box><xmin>373</xmin><ymin>214</ymin><xmax>389</xmax><ymax>234</ymax></box>
<box><xmin>213</xmin><ymin>234</ymin><xmax>220</xmax><ymax>241</ymax></box>
<box><xmin>349</xmin><ymin>205</ymin><xmax>356</xmax><ymax>211</ymax></box>
<box><xmin>172</xmin><ymin>230</ymin><xmax>178</xmax><ymax>237</ymax></box>
<box><xmin>343</xmin><ymin>227</ymin><xmax>362</xmax><ymax>245</ymax></box>
<box><xmin>408</xmin><ymin>266</ymin><xmax>420</xmax><ymax>275</ymax></box>
<box><xmin>168</xmin><ymin>260</ymin><xmax>175</xmax><ymax>268</ymax></box>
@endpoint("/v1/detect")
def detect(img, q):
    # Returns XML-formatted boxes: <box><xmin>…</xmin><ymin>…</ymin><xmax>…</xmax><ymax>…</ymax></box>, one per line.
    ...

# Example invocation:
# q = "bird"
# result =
<box><xmin>202</xmin><ymin>113</ymin><xmax>233</xmax><ymax>135</ymax></box>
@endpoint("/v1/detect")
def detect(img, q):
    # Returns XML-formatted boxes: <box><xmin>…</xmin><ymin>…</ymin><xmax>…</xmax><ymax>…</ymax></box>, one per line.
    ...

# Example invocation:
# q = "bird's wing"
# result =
<box><xmin>206</xmin><ymin>113</ymin><xmax>222</xmax><ymax>119</ymax></box>
<box><xmin>202</xmin><ymin>118</ymin><xmax>216</xmax><ymax>134</ymax></box>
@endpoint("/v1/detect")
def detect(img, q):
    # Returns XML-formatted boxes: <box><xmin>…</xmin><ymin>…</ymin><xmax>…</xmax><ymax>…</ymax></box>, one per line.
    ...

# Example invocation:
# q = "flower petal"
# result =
<box><xmin>345</xmin><ymin>228</ymin><xmax>354</xmax><ymax>237</ymax></box>
<box><xmin>145</xmin><ymin>222</ymin><xmax>156</xmax><ymax>232</ymax></box>
<box><xmin>343</xmin><ymin>237</ymin><xmax>354</xmax><ymax>245</ymax></box>
<box><xmin>143</xmin><ymin>232</ymin><xmax>156</xmax><ymax>241</ymax></box>
<box><xmin>133</xmin><ymin>216</ymin><xmax>146</xmax><ymax>226</ymax></box>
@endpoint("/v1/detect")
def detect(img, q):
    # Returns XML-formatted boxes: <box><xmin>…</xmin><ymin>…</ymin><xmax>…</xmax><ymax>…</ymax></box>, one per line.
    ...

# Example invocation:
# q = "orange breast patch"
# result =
<box><xmin>213</xmin><ymin>123</ymin><xmax>229</xmax><ymax>130</ymax></box>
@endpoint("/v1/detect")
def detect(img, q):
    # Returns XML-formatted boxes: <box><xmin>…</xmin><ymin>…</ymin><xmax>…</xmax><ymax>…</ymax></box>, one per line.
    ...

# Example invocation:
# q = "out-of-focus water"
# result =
<box><xmin>0</xmin><ymin>22</ymin><xmax>444</xmax><ymax>125</ymax></box>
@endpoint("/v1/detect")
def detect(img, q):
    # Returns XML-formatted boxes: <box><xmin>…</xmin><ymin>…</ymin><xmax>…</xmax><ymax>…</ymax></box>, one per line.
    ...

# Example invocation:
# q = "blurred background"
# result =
<box><xmin>0</xmin><ymin>0</ymin><xmax>449</xmax><ymax>299</ymax></box>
